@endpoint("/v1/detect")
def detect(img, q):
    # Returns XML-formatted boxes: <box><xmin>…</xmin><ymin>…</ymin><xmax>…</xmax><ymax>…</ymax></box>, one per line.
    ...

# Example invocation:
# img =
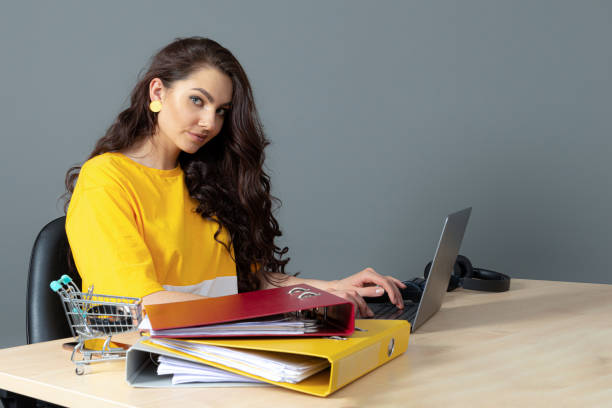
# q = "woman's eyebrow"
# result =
<box><xmin>191</xmin><ymin>87</ymin><xmax>231</xmax><ymax>106</ymax></box>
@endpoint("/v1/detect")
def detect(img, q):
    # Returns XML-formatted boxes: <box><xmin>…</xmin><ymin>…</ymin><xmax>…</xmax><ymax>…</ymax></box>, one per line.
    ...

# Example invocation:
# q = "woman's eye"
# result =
<box><xmin>217</xmin><ymin>108</ymin><xmax>228</xmax><ymax>116</ymax></box>
<box><xmin>189</xmin><ymin>96</ymin><xmax>203</xmax><ymax>106</ymax></box>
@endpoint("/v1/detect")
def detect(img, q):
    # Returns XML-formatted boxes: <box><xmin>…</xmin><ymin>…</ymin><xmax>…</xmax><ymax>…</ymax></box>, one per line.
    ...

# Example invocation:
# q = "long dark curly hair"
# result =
<box><xmin>64</xmin><ymin>37</ymin><xmax>290</xmax><ymax>292</ymax></box>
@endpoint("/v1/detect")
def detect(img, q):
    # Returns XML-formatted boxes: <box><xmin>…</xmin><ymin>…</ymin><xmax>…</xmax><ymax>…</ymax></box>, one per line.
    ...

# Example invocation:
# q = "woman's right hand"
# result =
<box><xmin>326</xmin><ymin>288</ymin><xmax>380</xmax><ymax>318</ymax></box>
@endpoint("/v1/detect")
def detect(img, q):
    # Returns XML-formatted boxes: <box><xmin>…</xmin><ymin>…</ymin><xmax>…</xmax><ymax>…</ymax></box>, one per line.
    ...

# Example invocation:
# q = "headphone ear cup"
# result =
<box><xmin>446</xmin><ymin>255</ymin><xmax>473</xmax><ymax>292</ymax></box>
<box><xmin>454</xmin><ymin>255</ymin><xmax>474</xmax><ymax>278</ymax></box>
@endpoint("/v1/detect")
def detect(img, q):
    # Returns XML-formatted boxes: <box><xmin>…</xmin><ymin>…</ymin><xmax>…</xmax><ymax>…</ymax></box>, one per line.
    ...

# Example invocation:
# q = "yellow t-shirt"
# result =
<box><xmin>66</xmin><ymin>152</ymin><xmax>237</xmax><ymax>299</ymax></box>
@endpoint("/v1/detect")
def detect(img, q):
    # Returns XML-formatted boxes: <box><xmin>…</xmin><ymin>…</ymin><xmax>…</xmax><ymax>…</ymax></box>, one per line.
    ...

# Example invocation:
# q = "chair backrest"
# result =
<box><xmin>26</xmin><ymin>216</ymin><xmax>81</xmax><ymax>344</ymax></box>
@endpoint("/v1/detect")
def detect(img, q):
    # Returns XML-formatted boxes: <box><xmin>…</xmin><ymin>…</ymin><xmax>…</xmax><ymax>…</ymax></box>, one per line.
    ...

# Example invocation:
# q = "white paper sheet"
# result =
<box><xmin>149</xmin><ymin>338</ymin><xmax>329</xmax><ymax>384</ymax></box>
<box><xmin>157</xmin><ymin>355</ymin><xmax>263</xmax><ymax>384</ymax></box>
<box><xmin>141</xmin><ymin>314</ymin><xmax>322</xmax><ymax>336</ymax></box>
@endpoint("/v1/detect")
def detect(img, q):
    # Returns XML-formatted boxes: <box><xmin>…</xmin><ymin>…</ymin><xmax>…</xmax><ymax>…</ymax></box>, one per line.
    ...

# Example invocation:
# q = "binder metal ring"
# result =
<box><xmin>297</xmin><ymin>291</ymin><xmax>320</xmax><ymax>299</ymax></box>
<box><xmin>288</xmin><ymin>287</ymin><xmax>321</xmax><ymax>298</ymax></box>
<box><xmin>288</xmin><ymin>287</ymin><xmax>307</xmax><ymax>295</ymax></box>
<box><xmin>387</xmin><ymin>338</ymin><xmax>395</xmax><ymax>357</ymax></box>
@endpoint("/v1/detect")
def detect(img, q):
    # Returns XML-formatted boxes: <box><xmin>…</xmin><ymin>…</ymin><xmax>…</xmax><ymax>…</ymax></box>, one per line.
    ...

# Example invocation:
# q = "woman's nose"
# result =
<box><xmin>198</xmin><ymin>106</ymin><xmax>216</xmax><ymax>129</ymax></box>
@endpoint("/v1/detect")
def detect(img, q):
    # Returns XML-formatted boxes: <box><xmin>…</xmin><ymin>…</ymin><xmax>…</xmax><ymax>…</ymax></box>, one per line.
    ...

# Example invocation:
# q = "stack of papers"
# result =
<box><xmin>140</xmin><ymin>314</ymin><xmax>322</xmax><ymax>337</ymax></box>
<box><xmin>149</xmin><ymin>338</ymin><xmax>330</xmax><ymax>384</ymax></box>
<box><xmin>157</xmin><ymin>355</ymin><xmax>264</xmax><ymax>385</ymax></box>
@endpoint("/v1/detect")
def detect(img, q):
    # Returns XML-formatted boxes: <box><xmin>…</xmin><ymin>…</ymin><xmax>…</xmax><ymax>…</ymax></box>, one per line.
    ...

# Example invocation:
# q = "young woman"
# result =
<box><xmin>64</xmin><ymin>37</ymin><xmax>405</xmax><ymax>317</ymax></box>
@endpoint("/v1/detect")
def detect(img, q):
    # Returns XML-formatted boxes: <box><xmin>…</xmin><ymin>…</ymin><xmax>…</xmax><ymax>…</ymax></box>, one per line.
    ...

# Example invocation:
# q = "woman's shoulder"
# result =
<box><xmin>79</xmin><ymin>152</ymin><xmax>135</xmax><ymax>187</ymax></box>
<box><xmin>82</xmin><ymin>152</ymin><xmax>128</xmax><ymax>170</ymax></box>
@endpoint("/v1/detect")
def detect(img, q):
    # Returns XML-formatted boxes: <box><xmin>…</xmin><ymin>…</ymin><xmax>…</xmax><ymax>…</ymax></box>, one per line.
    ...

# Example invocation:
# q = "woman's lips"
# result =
<box><xmin>188</xmin><ymin>132</ymin><xmax>207</xmax><ymax>143</ymax></box>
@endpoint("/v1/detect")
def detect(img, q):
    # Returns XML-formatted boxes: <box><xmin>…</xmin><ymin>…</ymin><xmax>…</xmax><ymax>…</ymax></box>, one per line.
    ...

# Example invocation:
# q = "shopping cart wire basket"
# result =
<box><xmin>50</xmin><ymin>275</ymin><xmax>142</xmax><ymax>375</ymax></box>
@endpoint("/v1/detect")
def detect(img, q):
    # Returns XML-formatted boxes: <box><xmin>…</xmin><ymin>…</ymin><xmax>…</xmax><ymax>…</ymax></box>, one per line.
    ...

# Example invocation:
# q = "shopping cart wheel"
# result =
<box><xmin>75</xmin><ymin>366</ymin><xmax>85</xmax><ymax>376</ymax></box>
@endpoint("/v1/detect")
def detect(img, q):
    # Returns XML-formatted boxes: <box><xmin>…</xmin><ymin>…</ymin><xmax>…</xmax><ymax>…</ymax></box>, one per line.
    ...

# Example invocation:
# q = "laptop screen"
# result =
<box><xmin>411</xmin><ymin>207</ymin><xmax>471</xmax><ymax>331</ymax></box>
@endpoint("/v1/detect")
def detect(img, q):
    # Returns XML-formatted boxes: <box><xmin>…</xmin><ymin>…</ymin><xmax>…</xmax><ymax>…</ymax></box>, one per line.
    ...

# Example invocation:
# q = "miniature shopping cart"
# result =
<box><xmin>50</xmin><ymin>275</ymin><xmax>142</xmax><ymax>375</ymax></box>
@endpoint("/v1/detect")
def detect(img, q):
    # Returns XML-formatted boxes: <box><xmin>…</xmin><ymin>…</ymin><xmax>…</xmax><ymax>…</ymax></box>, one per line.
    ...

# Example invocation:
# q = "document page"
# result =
<box><xmin>157</xmin><ymin>355</ymin><xmax>264</xmax><ymax>385</ymax></box>
<box><xmin>140</xmin><ymin>314</ymin><xmax>322</xmax><ymax>336</ymax></box>
<box><xmin>149</xmin><ymin>338</ymin><xmax>330</xmax><ymax>384</ymax></box>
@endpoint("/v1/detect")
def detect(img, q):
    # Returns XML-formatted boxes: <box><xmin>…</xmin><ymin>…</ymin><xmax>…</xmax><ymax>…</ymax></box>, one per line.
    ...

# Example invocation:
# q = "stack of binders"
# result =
<box><xmin>126</xmin><ymin>284</ymin><xmax>410</xmax><ymax>397</ymax></box>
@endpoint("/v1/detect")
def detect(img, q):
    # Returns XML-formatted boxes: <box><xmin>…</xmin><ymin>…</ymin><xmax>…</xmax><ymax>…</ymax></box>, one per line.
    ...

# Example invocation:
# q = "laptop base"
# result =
<box><xmin>368</xmin><ymin>301</ymin><xmax>418</xmax><ymax>323</ymax></box>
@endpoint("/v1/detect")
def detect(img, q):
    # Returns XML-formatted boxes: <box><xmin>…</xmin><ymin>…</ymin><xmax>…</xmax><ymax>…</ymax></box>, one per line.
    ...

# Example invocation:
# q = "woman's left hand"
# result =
<box><xmin>330</xmin><ymin>267</ymin><xmax>406</xmax><ymax>312</ymax></box>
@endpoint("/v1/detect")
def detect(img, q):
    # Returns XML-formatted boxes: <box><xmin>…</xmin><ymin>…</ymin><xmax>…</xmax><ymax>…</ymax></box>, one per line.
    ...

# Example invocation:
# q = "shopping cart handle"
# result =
<box><xmin>50</xmin><ymin>281</ymin><xmax>62</xmax><ymax>292</ymax></box>
<box><xmin>60</xmin><ymin>275</ymin><xmax>73</xmax><ymax>284</ymax></box>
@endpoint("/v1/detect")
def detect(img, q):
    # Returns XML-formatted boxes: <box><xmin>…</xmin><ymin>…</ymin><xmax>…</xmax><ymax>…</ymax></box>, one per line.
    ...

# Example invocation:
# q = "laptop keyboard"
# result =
<box><xmin>368</xmin><ymin>301</ymin><xmax>419</xmax><ymax>322</ymax></box>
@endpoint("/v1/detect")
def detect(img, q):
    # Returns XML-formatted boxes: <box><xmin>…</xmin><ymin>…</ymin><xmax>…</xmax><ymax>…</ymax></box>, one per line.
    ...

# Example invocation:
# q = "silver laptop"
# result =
<box><xmin>368</xmin><ymin>207</ymin><xmax>472</xmax><ymax>332</ymax></box>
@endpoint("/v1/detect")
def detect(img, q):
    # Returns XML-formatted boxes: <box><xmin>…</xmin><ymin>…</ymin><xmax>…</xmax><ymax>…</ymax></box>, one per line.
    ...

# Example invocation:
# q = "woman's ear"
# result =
<box><xmin>149</xmin><ymin>78</ymin><xmax>165</xmax><ymax>102</ymax></box>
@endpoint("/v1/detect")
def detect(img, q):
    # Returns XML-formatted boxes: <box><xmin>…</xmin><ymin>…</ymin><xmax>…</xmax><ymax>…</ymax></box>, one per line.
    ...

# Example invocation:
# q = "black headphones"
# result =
<box><xmin>423</xmin><ymin>254</ymin><xmax>511</xmax><ymax>293</ymax></box>
<box><xmin>370</xmin><ymin>255</ymin><xmax>511</xmax><ymax>304</ymax></box>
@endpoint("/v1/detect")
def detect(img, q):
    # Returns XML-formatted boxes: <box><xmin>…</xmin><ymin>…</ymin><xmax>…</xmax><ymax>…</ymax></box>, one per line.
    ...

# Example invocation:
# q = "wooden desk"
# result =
<box><xmin>1</xmin><ymin>279</ymin><xmax>611</xmax><ymax>407</ymax></box>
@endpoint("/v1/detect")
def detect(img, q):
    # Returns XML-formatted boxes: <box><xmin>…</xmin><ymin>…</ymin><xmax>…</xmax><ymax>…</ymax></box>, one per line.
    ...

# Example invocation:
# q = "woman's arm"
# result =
<box><xmin>262</xmin><ymin>268</ymin><xmax>406</xmax><ymax>317</ymax></box>
<box><xmin>142</xmin><ymin>290</ymin><xmax>207</xmax><ymax>306</ymax></box>
<box><xmin>142</xmin><ymin>269</ymin><xmax>406</xmax><ymax>317</ymax></box>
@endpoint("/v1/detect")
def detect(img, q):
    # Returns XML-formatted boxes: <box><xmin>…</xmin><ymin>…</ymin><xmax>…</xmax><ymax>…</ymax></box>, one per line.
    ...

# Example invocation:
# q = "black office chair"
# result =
<box><xmin>26</xmin><ymin>216</ymin><xmax>81</xmax><ymax>344</ymax></box>
<box><xmin>1</xmin><ymin>217</ymin><xmax>80</xmax><ymax>408</ymax></box>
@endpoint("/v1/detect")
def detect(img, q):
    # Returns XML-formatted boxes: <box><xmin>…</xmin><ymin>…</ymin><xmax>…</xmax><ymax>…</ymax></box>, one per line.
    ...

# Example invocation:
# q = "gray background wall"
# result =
<box><xmin>1</xmin><ymin>1</ymin><xmax>610</xmax><ymax>348</ymax></box>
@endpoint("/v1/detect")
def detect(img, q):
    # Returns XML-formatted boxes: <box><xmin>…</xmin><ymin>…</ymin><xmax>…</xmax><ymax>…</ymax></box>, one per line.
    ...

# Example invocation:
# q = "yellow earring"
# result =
<box><xmin>149</xmin><ymin>100</ymin><xmax>162</xmax><ymax>113</ymax></box>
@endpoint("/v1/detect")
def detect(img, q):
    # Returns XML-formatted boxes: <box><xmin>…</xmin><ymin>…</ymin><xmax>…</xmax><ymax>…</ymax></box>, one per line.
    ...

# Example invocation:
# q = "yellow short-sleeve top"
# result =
<box><xmin>65</xmin><ymin>152</ymin><xmax>238</xmax><ymax>299</ymax></box>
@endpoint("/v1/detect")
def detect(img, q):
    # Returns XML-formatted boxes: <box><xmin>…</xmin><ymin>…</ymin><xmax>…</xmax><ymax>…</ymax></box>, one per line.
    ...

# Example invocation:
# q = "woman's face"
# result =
<box><xmin>151</xmin><ymin>66</ymin><xmax>233</xmax><ymax>155</ymax></box>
